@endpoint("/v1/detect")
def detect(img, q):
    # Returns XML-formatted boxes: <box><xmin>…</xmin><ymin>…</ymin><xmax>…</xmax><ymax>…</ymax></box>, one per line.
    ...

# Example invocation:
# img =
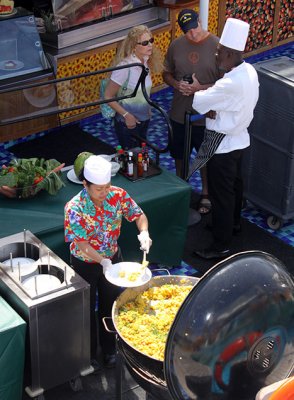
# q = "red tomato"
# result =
<box><xmin>33</xmin><ymin>176</ymin><xmax>44</xmax><ymax>185</ymax></box>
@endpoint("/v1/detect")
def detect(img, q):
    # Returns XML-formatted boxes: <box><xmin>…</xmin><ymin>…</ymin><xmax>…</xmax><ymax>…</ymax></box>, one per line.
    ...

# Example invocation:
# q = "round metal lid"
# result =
<box><xmin>164</xmin><ymin>251</ymin><xmax>294</xmax><ymax>400</ymax></box>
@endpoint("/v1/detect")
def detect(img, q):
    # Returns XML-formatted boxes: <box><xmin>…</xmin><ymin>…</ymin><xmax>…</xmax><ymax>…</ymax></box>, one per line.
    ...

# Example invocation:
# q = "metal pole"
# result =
<box><xmin>182</xmin><ymin>111</ymin><xmax>192</xmax><ymax>181</ymax></box>
<box><xmin>199</xmin><ymin>0</ymin><xmax>210</xmax><ymax>30</ymax></box>
<box><xmin>183</xmin><ymin>112</ymin><xmax>206</xmax><ymax>226</ymax></box>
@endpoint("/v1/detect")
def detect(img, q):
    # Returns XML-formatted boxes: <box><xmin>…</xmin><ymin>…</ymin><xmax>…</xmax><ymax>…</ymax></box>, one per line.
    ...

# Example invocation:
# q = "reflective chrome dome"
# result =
<box><xmin>165</xmin><ymin>251</ymin><xmax>294</xmax><ymax>400</ymax></box>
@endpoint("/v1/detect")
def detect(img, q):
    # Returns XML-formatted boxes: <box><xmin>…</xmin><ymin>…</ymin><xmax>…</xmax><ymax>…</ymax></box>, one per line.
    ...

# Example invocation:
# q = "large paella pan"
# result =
<box><xmin>111</xmin><ymin>251</ymin><xmax>294</xmax><ymax>400</ymax></box>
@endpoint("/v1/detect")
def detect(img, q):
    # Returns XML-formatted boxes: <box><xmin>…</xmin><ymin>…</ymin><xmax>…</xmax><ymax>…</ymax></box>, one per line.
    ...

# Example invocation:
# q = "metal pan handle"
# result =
<box><xmin>102</xmin><ymin>316</ymin><xmax>116</xmax><ymax>333</ymax></box>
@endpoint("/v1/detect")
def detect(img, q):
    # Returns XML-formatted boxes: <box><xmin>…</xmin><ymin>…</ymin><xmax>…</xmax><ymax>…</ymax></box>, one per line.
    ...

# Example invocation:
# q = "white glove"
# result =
<box><xmin>137</xmin><ymin>230</ymin><xmax>152</xmax><ymax>254</ymax></box>
<box><xmin>100</xmin><ymin>258</ymin><xmax>113</xmax><ymax>275</ymax></box>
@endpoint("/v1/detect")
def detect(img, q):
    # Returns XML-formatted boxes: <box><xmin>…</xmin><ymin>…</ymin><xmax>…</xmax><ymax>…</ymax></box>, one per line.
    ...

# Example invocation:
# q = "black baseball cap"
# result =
<box><xmin>178</xmin><ymin>9</ymin><xmax>199</xmax><ymax>33</ymax></box>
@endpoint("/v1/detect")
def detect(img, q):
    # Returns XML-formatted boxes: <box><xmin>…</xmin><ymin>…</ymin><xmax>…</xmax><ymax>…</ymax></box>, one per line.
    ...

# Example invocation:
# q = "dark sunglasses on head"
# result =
<box><xmin>137</xmin><ymin>37</ymin><xmax>154</xmax><ymax>46</ymax></box>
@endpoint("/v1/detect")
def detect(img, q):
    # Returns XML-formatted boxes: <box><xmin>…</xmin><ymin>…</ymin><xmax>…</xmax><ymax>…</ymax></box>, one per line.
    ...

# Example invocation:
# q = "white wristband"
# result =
<box><xmin>122</xmin><ymin>111</ymin><xmax>129</xmax><ymax>118</ymax></box>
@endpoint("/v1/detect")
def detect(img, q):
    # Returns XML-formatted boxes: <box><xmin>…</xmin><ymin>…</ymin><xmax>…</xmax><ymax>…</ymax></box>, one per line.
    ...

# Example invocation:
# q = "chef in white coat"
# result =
<box><xmin>190</xmin><ymin>18</ymin><xmax>259</xmax><ymax>260</ymax></box>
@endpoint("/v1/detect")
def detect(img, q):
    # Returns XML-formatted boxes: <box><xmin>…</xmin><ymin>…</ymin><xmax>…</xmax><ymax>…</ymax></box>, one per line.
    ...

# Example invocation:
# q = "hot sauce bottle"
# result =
<box><xmin>115</xmin><ymin>145</ymin><xmax>122</xmax><ymax>162</ymax></box>
<box><xmin>127</xmin><ymin>151</ymin><xmax>134</xmax><ymax>177</ymax></box>
<box><xmin>144</xmin><ymin>147</ymin><xmax>149</xmax><ymax>168</ymax></box>
<box><xmin>118</xmin><ymin>149</ymin><xmax>125</xmax><ymax>170</ymax></box>
<box><xmin>141</xmin><ymin>142</ymin><xmax>149</xmax><ymax>171</ymax></box>
<box><xmin>137</xmin><ymin>152</ymin><xmax>143</xmax><ymax>178</ymax></box>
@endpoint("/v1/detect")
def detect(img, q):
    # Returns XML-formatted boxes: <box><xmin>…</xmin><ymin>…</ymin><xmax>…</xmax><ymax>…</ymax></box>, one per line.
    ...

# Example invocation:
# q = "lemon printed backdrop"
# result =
<box><xmin>225</xmin><ymin>0</ymin><xmax>293</xmax><ymax>51</ymax></box>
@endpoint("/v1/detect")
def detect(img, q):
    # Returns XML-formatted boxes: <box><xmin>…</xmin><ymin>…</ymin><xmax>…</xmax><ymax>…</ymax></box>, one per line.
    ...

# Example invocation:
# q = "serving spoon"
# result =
<box><xmin>142</xmin><ymin>251</ymin><xmax>149</xmax><ymax>270</ymax></box>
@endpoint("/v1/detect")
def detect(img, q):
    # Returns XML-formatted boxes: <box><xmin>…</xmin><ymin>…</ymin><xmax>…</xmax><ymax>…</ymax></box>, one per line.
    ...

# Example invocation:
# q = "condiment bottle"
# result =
<box><xmin>115</xmin><ymin>145</ymin><xmax>122</xmax><ymax>162</ymax></box>
<box><xmin>118</xmin><ymin>149</ymin><xmax>125</xmax><ymax>170</ymax></box>
<box><xmin>143</xmin><ymin>147</ymin><xmax>149</xmax><ymax>170</ymax></box>
<box><xmin>137</xmin><ymin>152</ymin><xmax>143</xmax><ymax>178</ymax></box>
<box><xmin>122</xmin><ymin>148</ymin><xmax>129</xmax><ymax>173</ymax></box>
<box><xmin>141</xmin><ymin>142</ymin><xmax>149</xmax><ymax>170</ymax></box>
<box><xmin>127</xmin><ymin>151</ymin><xmax>134</xmax><ymax>177</ymax></box>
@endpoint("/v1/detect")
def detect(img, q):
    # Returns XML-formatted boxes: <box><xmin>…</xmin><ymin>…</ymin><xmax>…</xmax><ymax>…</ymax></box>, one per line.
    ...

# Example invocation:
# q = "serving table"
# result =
<box><xmin>0</xmin><ymin>168</ymin><xmax>191</xmax><ymax>266</ymax></box>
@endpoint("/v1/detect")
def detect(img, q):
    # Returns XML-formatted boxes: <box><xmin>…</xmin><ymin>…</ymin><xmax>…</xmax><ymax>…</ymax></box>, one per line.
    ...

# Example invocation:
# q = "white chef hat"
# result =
<box><xmin>220</xmin><ymin>18</ymin><xmax>250</xmax><ymax>51</ymax></box>
<box><xmin>84</xmin><ymin>155</ymin><xmax>111</xmax><ymax>184</ymax></box>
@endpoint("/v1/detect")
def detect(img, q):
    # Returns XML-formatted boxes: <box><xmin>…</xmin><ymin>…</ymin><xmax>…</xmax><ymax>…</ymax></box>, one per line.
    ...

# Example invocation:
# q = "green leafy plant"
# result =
<box><xmin>0</xmin><ymin>158</ymin><xmax>65</xmax><ymax>199</ymax></box>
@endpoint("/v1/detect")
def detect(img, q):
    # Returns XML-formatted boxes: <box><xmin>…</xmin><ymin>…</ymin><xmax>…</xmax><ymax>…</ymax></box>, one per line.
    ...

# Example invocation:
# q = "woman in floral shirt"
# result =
<box><xmin>64</xmin><ymin>155</ymin><xmax>151</xmax><ymax>370</ymax></box>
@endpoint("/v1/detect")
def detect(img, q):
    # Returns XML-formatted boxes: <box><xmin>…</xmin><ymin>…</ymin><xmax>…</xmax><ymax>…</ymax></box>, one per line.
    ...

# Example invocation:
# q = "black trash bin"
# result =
<box><xmin>243</xmin><ymin>56</ymin><xmax>294</xmax><ymax>230</ymax></box>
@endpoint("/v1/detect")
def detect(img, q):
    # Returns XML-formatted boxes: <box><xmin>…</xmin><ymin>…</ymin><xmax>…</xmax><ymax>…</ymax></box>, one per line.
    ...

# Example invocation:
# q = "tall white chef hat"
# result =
<box><xmin>220</xmin><ymin>18</ymin><xmax>250</xmax><ymax>51</ymax></box>
<box><xmin>84</xmin><ymin>155</ymin><xmax>111</xmax><ymax>184</ymax></box>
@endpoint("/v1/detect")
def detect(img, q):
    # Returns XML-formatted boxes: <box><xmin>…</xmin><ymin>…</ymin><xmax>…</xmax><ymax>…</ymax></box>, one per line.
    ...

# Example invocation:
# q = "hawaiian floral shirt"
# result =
<box><xmin>64</xmin><ymin>186</ymin><xmax>143</xmax><ymax>262</ymax></box>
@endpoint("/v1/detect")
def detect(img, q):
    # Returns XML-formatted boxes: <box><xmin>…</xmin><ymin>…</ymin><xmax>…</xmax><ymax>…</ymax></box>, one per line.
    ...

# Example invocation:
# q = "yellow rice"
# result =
<box><xmin>116</xmin><ymin>283</ymin><xmax>193</xmax><ymax>361</ymax></box>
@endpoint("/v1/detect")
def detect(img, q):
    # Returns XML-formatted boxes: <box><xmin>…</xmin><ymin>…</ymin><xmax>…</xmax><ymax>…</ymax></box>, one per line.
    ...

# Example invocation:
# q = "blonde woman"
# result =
<box><xmin>105</xmin><ymin>25</ymin><xmax>163</xmax><ymax>149</ymax></box>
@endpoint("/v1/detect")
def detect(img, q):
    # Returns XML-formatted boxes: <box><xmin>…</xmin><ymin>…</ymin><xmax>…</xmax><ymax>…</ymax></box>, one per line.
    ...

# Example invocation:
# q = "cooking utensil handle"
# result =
<box><xmin>102</xmin><ymin>316</ymin><xmax>116</xmax><ymax>333</ymax></box>
<box><xmin>150</xmin><ymin>268</ymin><xmax>170</xmax><ymax>275</ymax></box>
<box><xmin>24</xmin><ymin>229</ymin><xmax>27</xmax><ymax>258</ymax></box>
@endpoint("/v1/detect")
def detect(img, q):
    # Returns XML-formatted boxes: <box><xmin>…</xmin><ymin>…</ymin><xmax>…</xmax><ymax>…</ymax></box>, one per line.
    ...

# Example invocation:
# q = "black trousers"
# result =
<box><xmin>71</xmin><ymin>251</ymin><xmax>122</xmax><ymax>359</ymax></box>
<box><xmin>207</xmin><ymin>150</ymin><xmax>244</xmax><ymax>250</ymax></box>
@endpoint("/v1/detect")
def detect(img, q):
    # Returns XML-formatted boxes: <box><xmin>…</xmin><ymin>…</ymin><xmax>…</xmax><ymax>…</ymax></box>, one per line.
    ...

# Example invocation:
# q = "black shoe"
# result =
<box><xmin>193</xmin><ymin>248</ymin><xmax>231</xmax><ymax>260</ymax></box>
<box><xmin>104</xmin><ymin>354</ymin><xmax>116</xmax><ymax>369</ymax></box>
<box><xmin>90</xmin><ymin>359</ymin><xmax>102</xmax><ymax>374</ymax></box>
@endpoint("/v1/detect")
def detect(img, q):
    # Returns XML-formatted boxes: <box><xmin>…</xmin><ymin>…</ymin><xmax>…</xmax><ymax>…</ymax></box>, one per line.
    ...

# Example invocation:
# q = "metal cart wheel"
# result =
<box><xmin>69</xmin><ymin>377</ymin><xmax>83</xmax><ymax>392</ymax></box>
<box><xmin>267</xmin><ymin>215</ymin><xmax>283</xmax><ymax>230</ymax></box>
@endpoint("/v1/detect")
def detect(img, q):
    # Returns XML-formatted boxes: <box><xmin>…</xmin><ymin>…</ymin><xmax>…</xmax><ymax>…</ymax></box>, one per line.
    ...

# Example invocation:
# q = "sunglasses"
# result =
<box><xmin>137</xmin><ymin>37</ymin><xmax>154</xmax><ymax>46</ymax></box>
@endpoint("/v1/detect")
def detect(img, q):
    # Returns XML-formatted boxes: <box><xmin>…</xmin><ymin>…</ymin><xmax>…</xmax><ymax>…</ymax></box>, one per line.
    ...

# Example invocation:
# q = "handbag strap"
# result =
<box><xmin>120</xmin><ymin>68</ymin><xmax>131</xmax><ymax>92</ymax></box>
